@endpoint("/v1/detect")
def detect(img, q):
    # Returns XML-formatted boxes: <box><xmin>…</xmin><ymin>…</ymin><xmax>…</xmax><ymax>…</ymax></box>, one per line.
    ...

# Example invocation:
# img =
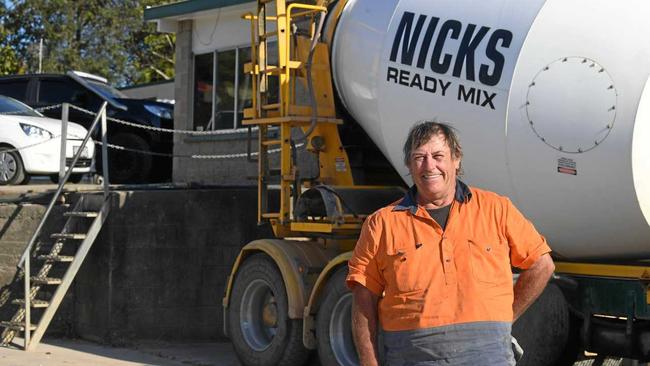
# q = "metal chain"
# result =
<box><xmin>0</xmin><ymin>135</ymin><xmax>62</xmax><ymax>154</ymax></box>
<box><xmin>1</xmin><ymin>103</ymin><xmax>297</xmax><ymax>160</ymax></box>
<box><xmin>35</xmin><ymin>104</ymin><xmax>63</xmax><ymax>112</ymax></box>
<box><xmin>69</xmin><ymin>104</ymin><xmax>256</xmax><ymax>136</ymax></box>
<box><xmin>0</xmin><ymin>104</ymin><xmax>62</xmax><ymax>116</ymax></box>
<box><xmin>95</xmin><ymin>141</ymin><xmax>304</xmax><ymax>160</ymax></box>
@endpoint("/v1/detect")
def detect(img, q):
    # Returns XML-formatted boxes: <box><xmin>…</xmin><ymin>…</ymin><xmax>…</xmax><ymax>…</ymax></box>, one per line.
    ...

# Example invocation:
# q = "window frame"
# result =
<box><xmin>192</xmin><ymin>44</ymin><xmax>251</xmax><ymax>132</ymax></box>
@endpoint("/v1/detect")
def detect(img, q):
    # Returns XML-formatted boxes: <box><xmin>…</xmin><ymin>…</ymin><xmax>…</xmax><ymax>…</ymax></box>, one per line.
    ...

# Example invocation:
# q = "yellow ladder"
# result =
<box><xmin>243</xmin><ymin>0</ymin><xmax>352</xmax><ymax>238</ymax></box>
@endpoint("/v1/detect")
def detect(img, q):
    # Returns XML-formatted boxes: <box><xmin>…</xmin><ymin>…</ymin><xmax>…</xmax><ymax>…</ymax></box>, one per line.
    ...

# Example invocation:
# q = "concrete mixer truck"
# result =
<box><xmin>221</xmin><ymin>0</ymin><xmax>650</xmax><ymax>365</ymax></box>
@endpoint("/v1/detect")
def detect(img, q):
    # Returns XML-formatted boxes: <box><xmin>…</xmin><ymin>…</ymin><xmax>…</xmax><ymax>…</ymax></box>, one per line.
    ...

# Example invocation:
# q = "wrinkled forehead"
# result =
<box><xmin>410</xmin><ymin>132</ymin><xmax>451</xmax><ymax>154</ymax></box>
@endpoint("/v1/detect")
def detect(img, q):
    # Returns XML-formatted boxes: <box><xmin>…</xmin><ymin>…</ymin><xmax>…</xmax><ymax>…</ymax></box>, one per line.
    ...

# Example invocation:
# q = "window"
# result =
<box><xmin>214</xmin><ymin>49</ymin><xmax>236</xmax><ymax>130</ymax></box>
<box><xmin>193</xmin><ymin>53</ymin><xmax>214</xmax><ymax>131</ymax></box>
<box><xmin>193</xmin><ymin>45</ymin><xmax>262</xmax><ymax>131</ymax></box>
<box><xmin>38</xmin><ymin>78</ymin><xmax>97</xmax><ymax>107</ymax></box>
<box><xmin>0</xmin><ymin>80</ymin><xmax>29</xmax><ymax>101</ymax></box>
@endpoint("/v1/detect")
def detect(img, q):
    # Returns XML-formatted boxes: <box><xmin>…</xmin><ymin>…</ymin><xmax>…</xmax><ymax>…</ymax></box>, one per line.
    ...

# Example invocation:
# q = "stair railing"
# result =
<box><xmin>16</xmin><ymin>101</ymin><xmax>108</xmax><ymax>348</ymax></box>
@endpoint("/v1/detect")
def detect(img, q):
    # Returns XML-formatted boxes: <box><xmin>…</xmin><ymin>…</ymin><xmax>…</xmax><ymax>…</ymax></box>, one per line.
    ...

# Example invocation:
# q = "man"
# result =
<box><xmin>346</xmin><ymin>121</ymin><xmax>554</xmax><ymax>365</ymax></box>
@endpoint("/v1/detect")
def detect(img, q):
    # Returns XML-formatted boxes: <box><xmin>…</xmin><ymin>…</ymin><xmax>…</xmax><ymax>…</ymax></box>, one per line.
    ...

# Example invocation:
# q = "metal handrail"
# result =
<box><xmin>17</xmin><ymin>101</ymin><xmax>109</xmax><ymax>348</ymax></box>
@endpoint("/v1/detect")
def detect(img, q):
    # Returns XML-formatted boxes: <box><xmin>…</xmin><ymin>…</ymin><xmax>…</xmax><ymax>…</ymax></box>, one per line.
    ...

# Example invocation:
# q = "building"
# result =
<box><xmin>145</xmin><ymin>0</ymin><xmax>400</xmax><ymax>187</ymax></box>
<box><xmin>145</xmin><ymin>0</ymin><xmax>262</xmax><ymax>185</ymax></box>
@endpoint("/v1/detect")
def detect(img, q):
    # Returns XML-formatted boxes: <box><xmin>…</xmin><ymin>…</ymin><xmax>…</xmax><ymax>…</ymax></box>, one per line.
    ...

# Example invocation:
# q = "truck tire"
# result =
<box><xmin>0</xmin><ymin>147</ymin><xmax>26</xmax><ymax>185</ymax></box>
<box><xmin>228</xmin><ymin>253</ymin><xmax>310</xmax><ymax>366</ymax></box>
<box><xmin>316</xmin><ymin>266</ymin><xmax>359</xmax><ymax>366</ymax></box>
<box><xmin>512</xmin><ymin>283</ymin><xmax>575</xmax><ymax>366</ymax></box>
<box><xmin>108</xmin><ymin>133</ymin><xmax>152</xmax><ymax>184</ymax></box>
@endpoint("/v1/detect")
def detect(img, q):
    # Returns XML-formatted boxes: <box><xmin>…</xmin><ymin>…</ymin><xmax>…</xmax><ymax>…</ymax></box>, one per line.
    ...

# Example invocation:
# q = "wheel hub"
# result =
<box><xmin>0</xmin><ymin>152</ymin><xmax>17</xmax><ymax>182</ymax></box>
<box><xmin>240</xmin><ymin>279</ymin><xmax>279</xmax><ymax>351</ymax></box>
<box><xmin>262</xmin><ymin>298</ymin><xmax>278</xmax><ymax>328</ymax></box>
<box><xmin>330</xmin><ymin>292</ymin><xmax>358</xmax><ymax>366</ymax></box>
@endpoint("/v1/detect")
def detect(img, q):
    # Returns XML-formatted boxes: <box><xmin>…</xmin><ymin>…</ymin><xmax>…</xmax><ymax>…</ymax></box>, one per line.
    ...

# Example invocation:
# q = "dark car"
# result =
<box><xmin>0</xmin><ymin>71</ymin><xmax>173</xmax><ymax>183</ymax></box>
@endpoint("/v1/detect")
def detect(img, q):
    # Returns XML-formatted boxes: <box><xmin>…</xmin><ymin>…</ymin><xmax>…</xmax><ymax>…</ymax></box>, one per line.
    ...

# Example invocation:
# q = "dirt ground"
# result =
<box><xmin>0</xmin><ymin>337</ymin><xmax>241</xmax><ymax>366</ymax></box>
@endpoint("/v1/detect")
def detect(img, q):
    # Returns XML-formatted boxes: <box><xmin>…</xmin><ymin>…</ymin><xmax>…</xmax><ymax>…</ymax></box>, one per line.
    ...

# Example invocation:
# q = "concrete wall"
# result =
<box><xmin>76</xmin><ymin>188</ymin><xmax>272</xmax><ymax>344</ymax></box>
<box><xmin>0</xmin><ymin>201</ymin><xmax>77</xmax><ymax>337</ymax></box>
<box><xmin>0</xmin><ymin>188</ymin><xmax>273</xmax><ymax>344</ymax></box>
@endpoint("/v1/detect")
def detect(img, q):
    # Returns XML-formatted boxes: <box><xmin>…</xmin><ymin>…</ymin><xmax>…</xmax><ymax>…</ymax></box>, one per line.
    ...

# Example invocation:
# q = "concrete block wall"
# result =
<box><xmin>175</xmin><ymin>135</ymin><xmax>258</xmax><ymax>185</ymax></box>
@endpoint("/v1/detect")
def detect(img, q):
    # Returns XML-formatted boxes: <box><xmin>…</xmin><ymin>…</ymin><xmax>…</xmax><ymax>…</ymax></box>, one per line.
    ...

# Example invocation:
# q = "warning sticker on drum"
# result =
<box><xmin>335</xmin><ymin>157</ymin><xmax>347</xmax><ymax>172</ymax></box>
<box><xmin>557</xmin><ymin>157</ymin><xmax>577</xmax><ymax>175</ymax></box>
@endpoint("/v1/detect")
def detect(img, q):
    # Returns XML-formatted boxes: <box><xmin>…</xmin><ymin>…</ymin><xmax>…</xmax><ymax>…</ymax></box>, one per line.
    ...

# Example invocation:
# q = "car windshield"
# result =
<box><xmin>0</xmin><ymin>95</ymin><xmax>43</xmax><ymax>117</ymax></box>
<box><xmin>85</xmin><ymin>79</ymin><xmax>127</xmax><ymax>100</ymax></box>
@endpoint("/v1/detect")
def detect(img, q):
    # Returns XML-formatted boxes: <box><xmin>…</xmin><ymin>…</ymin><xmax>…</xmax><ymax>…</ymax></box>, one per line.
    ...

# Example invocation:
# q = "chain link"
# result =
<box><xmin>1</xmin><ymin>103</ymin><xmax>297</xmax><ymax>160</ymax></box>
<box><xmin>69</xmin><ymin>104</ymin><xmax>256</xmax><ymax>136</ymax></box>
<box><xmin>36</xmin><ymin>104</ymin><xmax>63</xmax><ymax>112</ymax></box>
<box><xmin>95</xmin><ymin>141</ymin><xmax>304</xmax><ymax>160</ymax></box>
<box><xmin>0</xmin><ymin>135</ymin><xmax>62</xmax><ymax>154</ymax></box>
<box><xmin>0</xmin><ymin>104</ymin><xmax>63</xmax><ymax>115</ymax></box>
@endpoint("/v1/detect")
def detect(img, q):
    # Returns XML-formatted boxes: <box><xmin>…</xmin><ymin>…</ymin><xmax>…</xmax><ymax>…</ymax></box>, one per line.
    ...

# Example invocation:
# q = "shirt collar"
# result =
<box><xmin>393</xmin><ymin>179</ymin><xmax>472</xmax><ymax>214</ymax></box>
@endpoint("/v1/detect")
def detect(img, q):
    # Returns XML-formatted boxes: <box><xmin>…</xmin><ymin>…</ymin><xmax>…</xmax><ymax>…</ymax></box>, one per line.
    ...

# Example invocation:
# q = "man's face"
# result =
<box><xmin>408</xmin><ymin>133</ymin><xmax>460</xmax><ymax>205</ymax></box>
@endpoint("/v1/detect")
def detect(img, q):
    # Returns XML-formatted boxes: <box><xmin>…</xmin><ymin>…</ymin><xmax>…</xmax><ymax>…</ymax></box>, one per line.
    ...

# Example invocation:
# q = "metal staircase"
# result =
<box><xmin>0</xmin><ymin>101</ymin><xmax>113</xmax><ymax>350</ymax></box>
<box><xmin>1</xmin><ymin>194</ymin><xmax>110</xmax><ymax>350</ymax></box>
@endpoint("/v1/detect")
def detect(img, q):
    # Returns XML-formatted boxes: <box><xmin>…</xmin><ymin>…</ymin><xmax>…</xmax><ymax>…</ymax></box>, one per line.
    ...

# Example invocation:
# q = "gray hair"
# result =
<box><xmin>403</xmin><ymin>121</ymin><xmax>463</xmax><ymax>171</ymax></box>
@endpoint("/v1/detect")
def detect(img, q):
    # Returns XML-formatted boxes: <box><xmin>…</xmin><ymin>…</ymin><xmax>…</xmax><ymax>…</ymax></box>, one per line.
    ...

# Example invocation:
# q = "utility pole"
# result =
<box><xmin>38</xmin><ymin>39</ymin><xmax>43</xmax><ymax>73</ymax></box>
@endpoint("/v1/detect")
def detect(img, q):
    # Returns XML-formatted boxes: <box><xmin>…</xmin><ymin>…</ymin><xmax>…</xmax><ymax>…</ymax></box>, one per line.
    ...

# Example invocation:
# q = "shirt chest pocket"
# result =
<box><xmin>384</xmin><ymin>242</ymin><xmax>436</xmax><ymax>293</ymax></box>
<box><xmin>468</xmin><ymin>239</ymin><xmax>512</xmax><ymax>285</ymax></box>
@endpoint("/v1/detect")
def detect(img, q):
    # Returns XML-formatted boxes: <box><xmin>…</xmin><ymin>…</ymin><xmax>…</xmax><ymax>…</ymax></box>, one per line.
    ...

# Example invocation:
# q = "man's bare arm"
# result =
<box><xmin>351</xmin><ymin>285</ymin><xmax>380</xmax><ymax>366</ymax></box>
<box><xmin>513</xmin><ymin>253</ymin><xmax>555</xmax><ymax>321</ymax></box>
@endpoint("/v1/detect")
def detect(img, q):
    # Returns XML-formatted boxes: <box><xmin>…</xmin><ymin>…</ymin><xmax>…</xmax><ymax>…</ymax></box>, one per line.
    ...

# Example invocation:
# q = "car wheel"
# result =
<box><xmin>107</xmin><ymin>133</ymin><xmax>153</xmax><ymax>184</ymax></box>
<box><xmin>228</xmin><ymin>253</ymin><xmax>310</xmax><ymax>366</ymax></box>
<box><xmin>0</xmin><ymin>147</ymin><xmax>26</xmax><ymax>185</ymax></box>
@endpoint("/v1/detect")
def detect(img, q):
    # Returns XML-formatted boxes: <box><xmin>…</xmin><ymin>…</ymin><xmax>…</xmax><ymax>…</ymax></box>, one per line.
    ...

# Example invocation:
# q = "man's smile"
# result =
<box><xmin>421</xmin><ymin>173</ymin><xmax>442</xmax><ymax>180</ymax></box>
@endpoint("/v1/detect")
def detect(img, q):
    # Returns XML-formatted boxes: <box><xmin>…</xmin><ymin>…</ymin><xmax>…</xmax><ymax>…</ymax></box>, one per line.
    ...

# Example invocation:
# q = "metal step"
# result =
<box><xmin>261</xmin><ymin>139</ymin><xmax>281</xmax><ymax>146</ymax></box>
<box><xmin>30</xmin><ymin>277</ymin><xmax>62</xmax><ymax>285</ymax></box>
<box><xmin>37</xmin><ymin>255</ymin><xmax>74</xmax><ymax>262</ymax></box>
<box><xmin>63</xmin><ymin>211</ymin><xmax>99</xmax><ymax>218</ymax></box>
<box><xmin>1</xmin><ymin>321</ymin><xmax>36</xmax><ymax>331</ymax></box>
<box><xmin>12</xmin><ymin>299</ymin><xmax>49</xmax><ymax>308</ymax></box>
<box><xmin>260</xmin><ymin>30</ymin><xmax>278</xmax><ymax>40</ymax></box>
<box><xmin>51</xmin><ymin>233</ymin><xmax>87</xmax><ymax>240</ymax></box>
<box><xmin>261</xmin><ymin>103</ymin><xmax>281</xmax><ymax>111</ymax></box>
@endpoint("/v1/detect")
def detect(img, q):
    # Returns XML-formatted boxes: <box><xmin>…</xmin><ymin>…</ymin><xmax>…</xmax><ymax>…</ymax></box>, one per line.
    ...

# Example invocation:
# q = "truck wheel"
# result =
<box><xmin>512</xmin><ymin>283</ymin><xmax>574</xmax><ymax>366</ymax></box>
<box><xmin>0</xmin><ymin>148</ymin><xmax>26</xmax><ymax>185</ymax></box>
<box><xmin>228</xmin><ymin>254</ymin><xmax>310</xmax><ymax>366</ymax></box>
<box><xmin>316</xmin><ymin>266</ymin><xmax>359</xmax><ymax>366</ymax></box>
<box><xmin>108</xmin><ymin>133</ymin><xmax>152</xmax><ymax>184</ymax></box>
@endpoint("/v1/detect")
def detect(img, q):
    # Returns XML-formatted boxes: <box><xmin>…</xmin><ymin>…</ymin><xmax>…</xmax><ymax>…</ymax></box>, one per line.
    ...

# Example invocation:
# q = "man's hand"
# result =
<box><xmin>351</xmin><ymin>284</ymin><xmax>380</xmax><ymax>366</ymax></box>
<box><xmin>513</xmin><ymin>253</ymin><xmax>555</xmax><ymax>321</ymax></box>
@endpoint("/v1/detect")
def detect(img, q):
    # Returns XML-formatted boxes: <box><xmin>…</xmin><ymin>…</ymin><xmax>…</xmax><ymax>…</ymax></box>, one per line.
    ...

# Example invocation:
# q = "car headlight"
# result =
<box><xmin>144</xmin><ymin>104</ymin><xmax>173</xmax><ymax>119</ymax></box>
<box><xmin>20</xmin><ymin>123</ymin><xmax>54</xmax><ymax>139</ymax></box>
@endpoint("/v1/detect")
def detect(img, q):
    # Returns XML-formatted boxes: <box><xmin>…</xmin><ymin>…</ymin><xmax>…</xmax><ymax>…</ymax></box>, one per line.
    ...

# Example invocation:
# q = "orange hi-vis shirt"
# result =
<box><xmin>346</xmin><ymin>180</ymin><xmax>551</xmax><ymax>332</ymax></box>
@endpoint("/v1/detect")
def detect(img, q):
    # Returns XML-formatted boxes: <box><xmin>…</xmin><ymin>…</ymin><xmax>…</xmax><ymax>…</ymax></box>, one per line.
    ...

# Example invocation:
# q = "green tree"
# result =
<box><xmin>3</xmin><ymin>0</ymin><xmax>174</xmax><ymax>86</ymax></box>
<box><xmin>0</xmin><ymin>3</ymin><xmax>22</xmax><ymax>75</ymax></box>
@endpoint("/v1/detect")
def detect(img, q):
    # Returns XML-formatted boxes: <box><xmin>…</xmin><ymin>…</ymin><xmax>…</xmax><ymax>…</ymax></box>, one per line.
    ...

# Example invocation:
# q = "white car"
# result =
<box><xmin>0</xmin><ymin>95</ymin><xmax>95</xmax><ymax>185</ymax></box>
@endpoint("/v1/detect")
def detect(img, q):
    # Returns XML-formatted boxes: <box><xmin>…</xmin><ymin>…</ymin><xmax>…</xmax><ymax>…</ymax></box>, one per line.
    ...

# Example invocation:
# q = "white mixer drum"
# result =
<box><xmin>332</xmin><ymin>0</ymin><xmax>650</xmax><ymax>259</ymax></box>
